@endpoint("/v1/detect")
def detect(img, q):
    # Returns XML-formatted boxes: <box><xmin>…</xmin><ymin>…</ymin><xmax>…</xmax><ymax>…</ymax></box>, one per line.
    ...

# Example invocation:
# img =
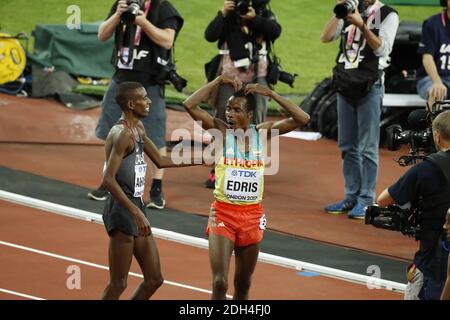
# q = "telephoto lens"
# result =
<box><xmin>121</xmin><ymin>0</ymin><xmax>144</xmax><ymax>23</ymax></box>
<box><xmin>333</xmin><ymin>0</ymin><xmax>358</xmax><ymax>19</ymax></box>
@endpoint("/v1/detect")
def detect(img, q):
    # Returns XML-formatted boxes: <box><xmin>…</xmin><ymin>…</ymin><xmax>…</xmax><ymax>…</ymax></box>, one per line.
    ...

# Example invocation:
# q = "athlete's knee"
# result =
<box><xmin>234</xmin><ymin>276</ymin><xmax>252</xmax><ymax>294</ymax></box>
<box><xmin>212</xmin><ymin>275</ymin><xmax>228</xmax><ymax>293</ymax></box>
<box><xmin>143</xmin><ymin>275</ymin><xmax>164</xmax><ymax>291</ymax></box>
<box><xmin>109</xmin><ymin>278</ymin><xmax>128</xmax><ymax>294</ymax></box>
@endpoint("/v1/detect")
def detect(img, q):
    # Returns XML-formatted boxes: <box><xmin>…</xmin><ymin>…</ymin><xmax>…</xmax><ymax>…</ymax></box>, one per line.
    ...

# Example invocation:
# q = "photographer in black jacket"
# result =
<box><xmin>377</xmin><ymin>110</ymin><xmax>450</xmax><ymax>300</ymax></box>
<box><xmin>204</xmin><ymin>0</ymin><xmax>281</xmax><ymax>125</ymax></box>
<box><xmin>89</xmin><ymin>0</ymin><xmax>183</xmax><ymax>209</ymax></box>
<box><xmin>203</xmin><ymin>0</ymin><xmax>281</xmax><ymax>188</ymax></box>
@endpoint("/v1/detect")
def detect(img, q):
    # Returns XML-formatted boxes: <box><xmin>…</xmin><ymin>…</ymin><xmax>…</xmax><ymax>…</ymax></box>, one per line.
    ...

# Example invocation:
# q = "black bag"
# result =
<box><xmin>204</xmin><ymin>54</ymin><xmax>221</xmax><ymax>82</ymax></box>
<box><xmin>332</xmin><ymin>64</ymin><xmax>379</xmax><ymax>100</ymax></box>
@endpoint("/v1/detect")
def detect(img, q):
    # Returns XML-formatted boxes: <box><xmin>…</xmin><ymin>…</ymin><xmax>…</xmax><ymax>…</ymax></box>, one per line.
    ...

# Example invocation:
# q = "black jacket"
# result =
<box><xmin>204</xmin><ymin>10</ymin><xmax>281</xmax><ymax>61</ymax></box>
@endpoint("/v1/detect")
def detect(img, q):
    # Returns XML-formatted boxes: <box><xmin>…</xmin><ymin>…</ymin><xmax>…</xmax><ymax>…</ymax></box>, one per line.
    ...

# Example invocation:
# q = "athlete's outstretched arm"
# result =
<box><xmin>251</xmin><ymin>84</ymin><xmax>310</xmax><ymax>136</ymax></box>
<box><xmin>183</xmin><ymin>75</ymin><xmax>241</xmax><ymax>131</ymax></box>
<box><xmin>139</xmin><ymin>122</ymin><xmax>203</xmax><ymax>168</ymax></box>
<box><xmin>102</xmin><ymin>130</ymin><xmax>150</xmax><ymax>236</ymax></box>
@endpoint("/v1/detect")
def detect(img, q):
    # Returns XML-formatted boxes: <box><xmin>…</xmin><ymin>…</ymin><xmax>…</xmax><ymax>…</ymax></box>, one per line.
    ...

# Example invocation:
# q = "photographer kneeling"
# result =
<box><xmin>376</xmin><ymin>111</ymin><xmax>450</xmax><ymax>300</ymax></box>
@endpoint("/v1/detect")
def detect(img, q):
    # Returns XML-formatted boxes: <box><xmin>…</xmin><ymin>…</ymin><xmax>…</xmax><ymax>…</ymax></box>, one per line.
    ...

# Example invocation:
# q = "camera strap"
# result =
<box><xmin>118</xmin><ymin>0</ymin><xmax>152</xmax><ymax>66</ymax></box>
<box><xmin>134</xmin><ymin>0</ymin><xmax>152</xmax><ymax>46</ymax></box>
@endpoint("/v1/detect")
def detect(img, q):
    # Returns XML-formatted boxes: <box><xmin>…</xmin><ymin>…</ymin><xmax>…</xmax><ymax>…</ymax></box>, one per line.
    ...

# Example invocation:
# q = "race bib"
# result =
<box><xmin>117</xmin><ymin>47</ymin><xmax>134</xmax><ymax>70</ymax></box>
<box><xmin>133</xmin><ymin>163</ymin><xmax>147</xmax><ymax>197</ymax></box>
<box><xmin>224</xmin><ymin>168</ymin><xmax>261</xmax><ymax>203</ymax></box>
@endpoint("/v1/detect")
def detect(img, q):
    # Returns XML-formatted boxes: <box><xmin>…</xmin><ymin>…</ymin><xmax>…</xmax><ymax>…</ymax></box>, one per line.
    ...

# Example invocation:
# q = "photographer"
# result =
<box><xmin>204</xmin><ymin>0</ymin><xmax>281</xmax><ymax>125</ymax></box>
<box><xmin>377</xmin><ymin>111</ymin><xmax>450</xmax><ymax>300</ymax></box>
<box><xmin>321</xmin><ymin>0</ymin><xmax>399</xmax><ymax>218</ymax></box>
<box><xmin>416</xmin><ymin>0</ymin><xmax>450</xmax><ymax>109</ymax></box>
<box><xmin>89</xmin><ymin>0</ymin><xmax>183</xmax><ymax>210</ymax></box>
<box><xmin>203</xmin><ymin>0</ymin><xmax>281</xmax><ymax>188</ymax></box>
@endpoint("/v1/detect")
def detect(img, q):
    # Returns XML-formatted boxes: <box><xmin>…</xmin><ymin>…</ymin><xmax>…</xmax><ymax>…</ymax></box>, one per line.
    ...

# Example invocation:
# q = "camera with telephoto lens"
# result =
<box><xmin>365</xmin><ymin>204</ymin><xmax>422</xmax><ymax>240</ymax></box>
<box><xmin>334</xmin><ymin>0</ymin><xmax>365</xmax><ymax>19</ymax></box>
<box><xmin>156</xmin><ymin>62</ymin><xmax>187</xmax><ymax>92</ymax></box>
<box><xmin>385</xmin><ymin>101</ymin><xmax>450</xmax><ymax>166</ymax></box>
<box><xmin>121</xmin><ymin>0</ymin><xmax>145</xmax><ymax>23</ymax></box>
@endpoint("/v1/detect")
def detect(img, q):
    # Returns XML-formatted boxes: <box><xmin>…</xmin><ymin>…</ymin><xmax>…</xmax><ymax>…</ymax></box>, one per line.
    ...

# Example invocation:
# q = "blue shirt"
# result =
<box><xmin>417</xmin><ymin>12</ymin><xmax>450</xmax><ymax>79</ymax></box>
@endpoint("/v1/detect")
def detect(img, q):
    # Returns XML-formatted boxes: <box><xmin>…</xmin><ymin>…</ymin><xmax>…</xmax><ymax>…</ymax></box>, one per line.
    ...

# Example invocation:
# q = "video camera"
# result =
<box><xmin>121</xmin><ymin>0</ymin><xmax>145</xmax><ymax>23</ymax></box>
<box><xmin>334</xmin><ymin>0</ymin><xmax>365</xmax><ymax>19</ymax></box>
<box><xmin>365</xmin><ymin>204</ymin><xmax>422</xmax><ymax>240</ymax></box>
<box><xmin>385</xmin><ymin>101</ymin><xmax>450</xmax><ymax>166</ymax></box>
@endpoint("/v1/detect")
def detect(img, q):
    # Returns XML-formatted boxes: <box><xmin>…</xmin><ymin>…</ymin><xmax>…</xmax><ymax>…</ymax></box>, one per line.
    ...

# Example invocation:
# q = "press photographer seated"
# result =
<box><xmin>376</xmin><ymin>110</ymin><xmax>450</xmax><ymax>300</ymax></box>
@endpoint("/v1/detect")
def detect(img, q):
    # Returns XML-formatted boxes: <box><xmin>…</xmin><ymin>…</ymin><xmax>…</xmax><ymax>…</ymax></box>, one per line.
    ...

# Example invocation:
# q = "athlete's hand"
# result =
<box><xmin>218</xmin><ymin>75</ymin><xmax>243</xmax><ymax>92</ymax></box>
<box><xmin>114</xmin><ymin>0</ymin><xmax>128</xmax><ymax>17</ymax></box>
<box><xmin>245</xmin><ymin>83</ymin><xmax>273</xmax><ymax>98</ymax></box>
<box><xmin>134</xmin><ymin>210</ymin><xmax>151</xmax><ymax>237</ymax></box>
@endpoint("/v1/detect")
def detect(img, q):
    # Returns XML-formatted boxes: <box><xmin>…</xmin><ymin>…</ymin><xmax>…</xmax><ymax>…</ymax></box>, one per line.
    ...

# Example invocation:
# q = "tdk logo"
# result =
<box><xmin>233</xmin><ymin>170</ymin><xmax>256</xmax><ymax>178</ymax></box>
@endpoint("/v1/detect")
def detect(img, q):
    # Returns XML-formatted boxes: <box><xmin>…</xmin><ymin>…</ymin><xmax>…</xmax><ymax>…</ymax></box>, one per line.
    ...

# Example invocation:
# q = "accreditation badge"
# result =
<box><xmin>117</xmin><ymin>47</ymin><xmax>134</xmax><ymax>70</ymax></box>
<box><xmin>344</xmin><ymin>49</ymin><xmax>359</xmax><ymax>70</ymax></box>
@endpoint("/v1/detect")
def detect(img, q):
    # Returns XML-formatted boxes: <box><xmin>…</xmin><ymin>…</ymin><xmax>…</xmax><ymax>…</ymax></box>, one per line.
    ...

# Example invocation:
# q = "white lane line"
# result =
<box><xmin>0</xmin><ymin>240</ymin><xmax>231</xmax><ymax>298</ymax></box>
<box><xmin>0</xmin><ymin>288</ymin><xmax>46</xmax><ymax>300</ymax></box>
<box><xmin>0</xmin><ymin>190</ymin><xmax>406</xmax><ymax>292</ymax></box>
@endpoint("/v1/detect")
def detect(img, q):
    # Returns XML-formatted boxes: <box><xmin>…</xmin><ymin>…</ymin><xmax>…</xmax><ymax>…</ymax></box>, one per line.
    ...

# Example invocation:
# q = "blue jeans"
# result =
<box><xmin>95</xmin><ymin>79</ymin><xmax>167</xmax><ymax>149</ymax></box>
<box><xmin>337</xmin><ymin>81</ymin><xmax>384</xmax><ymax>206</ymax></box>
<box><xmin>416</xmin><ymin>75</ymin><xmax>450</xmax><ymax>100</ymax></box>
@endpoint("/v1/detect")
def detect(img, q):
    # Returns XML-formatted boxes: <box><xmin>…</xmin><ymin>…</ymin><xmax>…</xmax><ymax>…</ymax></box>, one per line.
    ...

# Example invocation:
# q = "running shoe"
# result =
<box><xmin>87</xmin><ymin>185</ymin><xmax>109</xmax><ymax>201</ymax></box>
<box><xmin>324</xmin><ymin>199</ymin><xmax>355</xmax><ymax>214</ymax></box>
<box><xmin>348</xmin><ymin>202</ymin><xmax>367</xmax><ymax>220</ymax></box>
<box><xmin>147</xmin><ymin>189</ymin><xmax>166</xmax><ymax>209</ymax></box>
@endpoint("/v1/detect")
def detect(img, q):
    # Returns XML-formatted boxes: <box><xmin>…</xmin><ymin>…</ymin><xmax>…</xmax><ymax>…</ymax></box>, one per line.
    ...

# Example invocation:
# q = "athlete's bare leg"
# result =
<box><xmin>233</xmin><ymin>243</ymin><xmax>260</xmax><ymax>300</ymax></box>
<box><xmin>209</xmin><ymin>233</ymin><xmax>234</xmax><ymax>300</ymax></box>
<box><xmin>130</xmin><ymin>233</ymin><xmax>164</xmax><ymax>300</ymax></box>
<box><xmin>101</xmin><ymin>230</ymin><xmax>134</xmax><ymax>300</ymax></box>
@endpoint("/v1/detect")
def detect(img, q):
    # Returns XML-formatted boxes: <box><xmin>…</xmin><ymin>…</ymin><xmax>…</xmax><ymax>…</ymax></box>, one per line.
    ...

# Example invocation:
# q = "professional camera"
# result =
<box><xmin>156</xmin><ymin>62</ymin><xmax>187</xmax><ymax>92</ymax></box>
<box><xmin>365</xmin><ymin>204</ymin><xmax>422</xmax><ymax>240</ymax></box>
<box><xmin>385</xmin><ymin>101</ymin><xmax>450</xmax><ymax>166</ymax></box>
<box><xmin>266</xmin><ymin>58</ymin><xmax>298</xmax><ymax>88</ymax></box>
<box><xmin>334</xmin><ymin>0</ymin><xmax>365</xmax><ymax>19</ymax></box>
<box><xmin>121</xmin><ymin>0</ymin><xmax>145</xmax><ymax>23</ymax></box>
<box><xmin>234</xmin><ymin>0</ymin><xmax>270</xmax><ymax>16</ymax></box>
<box><xmin>235</xmin><ymin>0</ymin><xmax>251</xmax><ymax>15</ymax></box>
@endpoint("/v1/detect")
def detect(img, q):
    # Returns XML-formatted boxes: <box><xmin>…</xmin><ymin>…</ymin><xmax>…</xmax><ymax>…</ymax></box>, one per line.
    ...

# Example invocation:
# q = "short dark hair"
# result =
<box><xmin>115</xmin><ymin>82</ymin><xmax>143</xmax><ymax>110</ymax></box>
<box><xmin>432</xmin><ymin>110</ymin><xmax>450</xmax><ymax>141</ymax></box>
<box><xmin>230</xmin><ymin>89</ymin><xmax>257</xmax><ymax>113</ymax></box>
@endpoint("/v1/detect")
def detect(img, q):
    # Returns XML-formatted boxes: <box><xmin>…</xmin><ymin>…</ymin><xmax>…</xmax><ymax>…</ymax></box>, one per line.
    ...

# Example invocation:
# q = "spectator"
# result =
<box><xmin>416</xmin><ymin>0</ymin><xmax>450</xmax><ymax>109</ymax></box>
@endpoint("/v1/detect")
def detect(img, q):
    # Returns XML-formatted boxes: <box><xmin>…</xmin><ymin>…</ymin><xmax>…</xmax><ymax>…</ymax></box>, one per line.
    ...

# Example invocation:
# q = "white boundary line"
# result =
<box><xmin>0</xmin><ymin>288</ymin><xmax>45</xmax><ymax>300</ymax></box>
<box><xmin>0</xmin><ymin>190</ymin><xmax>406</xmax><ymax>293</ymax></box>
<box><xmin>0</xmin><ymin>240</ymin><xmax>225</xmax><ymax>298</ymax></box>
